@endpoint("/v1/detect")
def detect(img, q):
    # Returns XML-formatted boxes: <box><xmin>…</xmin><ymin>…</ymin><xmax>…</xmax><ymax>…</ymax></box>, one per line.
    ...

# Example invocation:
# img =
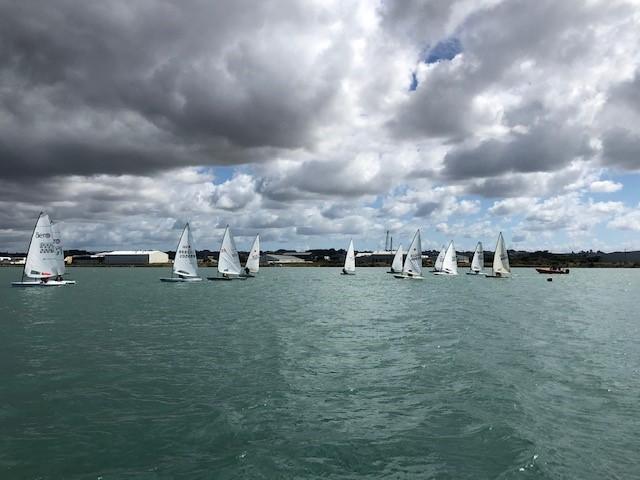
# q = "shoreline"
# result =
<box><xmin>2</xmin><ymin>264</ymin><xmax>639</xmax><ymax>269</ymax></box>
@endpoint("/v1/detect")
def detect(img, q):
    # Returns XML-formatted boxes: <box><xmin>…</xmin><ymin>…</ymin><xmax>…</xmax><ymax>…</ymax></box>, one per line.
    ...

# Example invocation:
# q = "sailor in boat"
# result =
<box><xmin>244</xmin><ymin>267</ymin><xmax>251</xmax><ymax>276</ymax></box>
<box><xmin>342</xmin><ymin>267</ymin><xmax>348</xmax><ymax>275</ymax></box>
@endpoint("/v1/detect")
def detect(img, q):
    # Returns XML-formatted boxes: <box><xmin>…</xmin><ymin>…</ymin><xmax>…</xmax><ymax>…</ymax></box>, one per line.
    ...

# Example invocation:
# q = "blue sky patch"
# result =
<box><xmin>426</xmin><ymin>37</ymin><xmax>462</xmax><ymax>64</ymax></box>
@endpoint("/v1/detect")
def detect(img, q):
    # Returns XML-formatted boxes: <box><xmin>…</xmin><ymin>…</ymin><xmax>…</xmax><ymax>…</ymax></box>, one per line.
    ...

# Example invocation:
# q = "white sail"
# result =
<box><xmin>50</xmin><ymin>221</ymin><xmax>66</xmax><ymax>277</ymax></box>
<box><xmin>344</xmin><ymin>239</ymin><xmax>356</xmax><ymax>273</ymax></box>
<box><xmin>442</xmin><ymin>240</ymin><xmax>458</xmax><ymax>275</ymax></box>
<box><xmin>218</xmin><ymin>226</ymin><xmax>242</xmax><ymax>275</ymax></box>
<box><xmin>24</xmin><ymin>212</ymin><xmax>57</xmax><ymax>279</ymax></box>
<box><xmin>471</xmin><ymin>241</ymin><xmax>484</xmax><ymax>272</ymax></box>
<box><xmin>492</xmin><ymin>232</ymin><xmax>511</xmax><ymax>275</ymax></box>
<box><xmin>390</xmin><ymin>244</ymin><xmax>403</xmax><ymax>272</ymax></box>
<box><xmin>402</xmin><ymin>230</ymin><xmax>422</xmax><ymax>276</ymax></box>
<box><xmin>434</xmin><ymin>246</ymin><xmax>446</xmax><ymax>271</ymax></box>
<box><xmin>173</xmin><ymin>223</ymin><xmax>199</xmax><ymax>277</ymax></box>
<box><xmin>245</xmin><ymin>234</ymin><xmax>260</xmax><ymax>273</ymax></box>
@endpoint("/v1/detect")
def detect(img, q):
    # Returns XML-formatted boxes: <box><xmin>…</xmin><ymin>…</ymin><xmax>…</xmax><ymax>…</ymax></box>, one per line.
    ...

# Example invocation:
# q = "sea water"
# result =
<box><xmin>1</xmin><ymin>267</ymin><xmax>639</xmax><ymax>479</ymax></box>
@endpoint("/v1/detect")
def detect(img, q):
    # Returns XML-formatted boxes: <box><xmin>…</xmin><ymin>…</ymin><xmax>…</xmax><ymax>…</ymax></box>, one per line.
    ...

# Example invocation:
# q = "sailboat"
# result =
<box><xmin>467</xmin><ymin>242</ymin><xmax>485</xmax><ymax>275</ymax></box>
<box><xmin>341</xmin><ymin>239</ymin><xmax>356</xmax><ymax>275</ymax></box>
<box><xmin>486</xmin><ymin>232</ymin><xmax>511</xmax><ymax>278</ymax></box>
<box><xmin>432</xmin><ymin>245</ymin><xmax>445</xmax><ymax>272</ymax></box>
<box><xmin>160</xmin><ymin>223</ymin><xmax>202</xmax><ymax>282</ymax></box>
<box><xmin>394</xmin><ymin>229</ymin><xmax>423</xmax><ymax>279</ymax></box>
<box><xmin>387</xmin><ymin>244</ymin><xmax>403</xmax><ymax>273</ymax></box>
<box><xmin>208</xmin><ymin>226</ymin><xmax>247</xmax><ymax>281</ymax></box>
<box><xmin>433</xmin><ymin>240</ymin><xmax>458</xmax><ymax>276</ymax></box>
<box><xmin>241</xmin><ymin>234</ymin><xmax>260</xmax><ymax>277</ymax></box>
<box><xmin>12</xmin><ymin>212</ymin><xmax>75</xmax><ymax>287</ymax></box>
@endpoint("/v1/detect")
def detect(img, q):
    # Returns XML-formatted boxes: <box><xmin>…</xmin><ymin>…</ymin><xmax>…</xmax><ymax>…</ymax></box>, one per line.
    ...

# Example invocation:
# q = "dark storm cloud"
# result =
<box><xmin>599</xmin><ymin>71</ymin><xmax>640</xmax><ymax>170</ymax></box>
<box><xmin>0</xmin><ymin>0</ymin><xmax>345</xmax><ymax>179</ymax></box>
<box><xmin>601</xmin><ymin>128</ymin><xmax>640</xmax><ymax>171</ymax></box>
<box><xmin>441</xmin><ymin>123</ymin><xmax>592</xmax><ymax>180</ymax></box>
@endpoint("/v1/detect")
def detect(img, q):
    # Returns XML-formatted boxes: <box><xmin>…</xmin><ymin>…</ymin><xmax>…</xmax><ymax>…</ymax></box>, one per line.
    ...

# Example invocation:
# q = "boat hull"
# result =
<box><xmin>341</xmin><ymin>272</ymin><xmax>356</xmax><ymax>275</ymax></box>
<box><xmin>160</xmin><ymin>277</ymin><xmax>202</xmax><ymax>282</ymax></box>
<box><xmin>433</xmin><ymin>272</ymin><xmax>457</xmax><ymax>276</ymax></box>
<box><xmin>466</xmin><ymin>271</ymin><xmax>485</xmax><ymax>276</ymax></box>
<box><xmin>239</xmin><ymin>274</ymin><xmax>256</xmax><ymax>278</ymax></box>
<box><xmin>535</xmin><ymin>268</ymin><xmax>569</xmax><ymax>274</ymax></box>
<box><xmin>207</xmin><ymin>276</ymin><xmax>247</xmax><ymax>281</ymax></box>
<box><xmin>393</xmin><ymin>274</ymin><xmax>424</xmax><ymax>279</ymax></box>
<box><xmin>11</xmin><ymin>280</ymin><xmax>72</xmax><ymax>287</ymax></box>
<box><xmin>485</xmin><ymin>274</ymin><xmax>510</xmax><ymax>279</ymax></box>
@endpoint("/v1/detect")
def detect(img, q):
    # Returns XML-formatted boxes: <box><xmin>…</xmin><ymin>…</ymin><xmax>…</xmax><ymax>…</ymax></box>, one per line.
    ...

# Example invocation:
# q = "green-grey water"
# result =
<box><xmin>1</xmin><ymin>267</ymin><xmax>638</xmax><ymax>479</ymax></box>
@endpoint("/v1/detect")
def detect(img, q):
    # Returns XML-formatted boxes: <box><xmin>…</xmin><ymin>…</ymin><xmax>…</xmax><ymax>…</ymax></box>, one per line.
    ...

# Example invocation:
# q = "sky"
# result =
<box><xmin>1</xmin><ymin>0</ymin><xmax>640</xmax><ymax>253</ymax></box>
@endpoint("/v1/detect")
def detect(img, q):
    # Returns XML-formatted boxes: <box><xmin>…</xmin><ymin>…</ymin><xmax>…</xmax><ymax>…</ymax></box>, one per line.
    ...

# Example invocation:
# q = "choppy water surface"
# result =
<box><xmin>1</xmin><ymin>267</ymin><xmax>639</xmax><ymax>479</ymax></box>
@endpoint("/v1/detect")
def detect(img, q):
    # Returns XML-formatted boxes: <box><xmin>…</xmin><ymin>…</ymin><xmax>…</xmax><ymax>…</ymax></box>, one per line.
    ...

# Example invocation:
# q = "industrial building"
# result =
<box><xmin>70</xmin><ymin>250</ymin><xmax>169</xmax><ymax>266</ymax></box>
<box><xmin>264</xmin><ymin>253</ymin><xmax>311</xmax><ymax>265</ymax></box>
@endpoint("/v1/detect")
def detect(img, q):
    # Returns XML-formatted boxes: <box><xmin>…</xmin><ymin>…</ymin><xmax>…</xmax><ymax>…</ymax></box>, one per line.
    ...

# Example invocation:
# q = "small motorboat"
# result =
<box><xmin>536</xmin><ymin>267</ymin><xmax>570</xmax><ymax>274</ymax></box>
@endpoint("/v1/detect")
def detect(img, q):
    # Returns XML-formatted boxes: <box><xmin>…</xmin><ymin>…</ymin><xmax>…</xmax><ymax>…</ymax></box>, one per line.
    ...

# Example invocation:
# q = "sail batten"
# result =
<box><xmin>218</xmin><ymin>226</ymin><xmax>242</xmax><ymax>275</ymax></box>
<box><xmin>402</xmin><ymin>230</ymin><xmax>422</xmax><ymax>276</ymax></box>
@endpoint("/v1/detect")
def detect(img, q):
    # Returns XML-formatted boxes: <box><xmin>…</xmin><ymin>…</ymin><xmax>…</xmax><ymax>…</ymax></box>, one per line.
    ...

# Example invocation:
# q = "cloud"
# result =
<box><xmin>608</xmin><ymin>206</ymin><xmax>640</xmax><ymax>231</ymax></box>
<box><xmin>601</xmin><ymin>128</ymin><xmax>640</xmax><ymax>171</ymax></box>
<box><xmin>0</xmin><ymin>0</ymin><xmax>351</xmax><ymax>179</ymax></box>
<box><xmin>489</xmin><ymin>198</ymin><xmax>536</xmax><ymax>216</ymax></box>
<box><xmin>589</xmin><ymin>180</ymin><xmax>623</xmax><ymax>193</ymax></box>
<box><xmin>441</xmin><ymin>123</ymin><xmax>592</xmax><ymax>180</ymax></box>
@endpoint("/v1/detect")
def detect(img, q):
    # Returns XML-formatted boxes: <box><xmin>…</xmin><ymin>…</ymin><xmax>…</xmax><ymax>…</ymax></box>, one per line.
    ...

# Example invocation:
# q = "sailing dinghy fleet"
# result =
<box><xmin>10</xmin><ymin>212</ymin><xmax>512</xmax><ymax>286</ymax></box>
<box><xmin>344</xmin><ymin>230</ymin><xmax>511</xmax><ymax>279</ymax></box>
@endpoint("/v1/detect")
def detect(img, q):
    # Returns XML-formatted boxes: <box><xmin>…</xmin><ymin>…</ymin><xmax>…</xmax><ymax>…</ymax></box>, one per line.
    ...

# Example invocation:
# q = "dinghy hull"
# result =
<box><xmin>160</xmin><ymin>277</ymin><xmax>202</xmax><ymax>282</ymax></box>
<box><xmin>11</xmin><ymin>280</ymin><xmax>70</xmax><ymax>287</ymax></box>
<box><xmin>207</xmin><ymin>276</ymin><xmax>247</xmax><ymax>281</ymax></box>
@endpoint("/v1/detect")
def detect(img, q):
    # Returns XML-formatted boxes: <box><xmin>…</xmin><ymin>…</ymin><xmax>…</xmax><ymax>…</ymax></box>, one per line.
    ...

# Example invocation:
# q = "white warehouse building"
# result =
<box><xmin>96</xmin><ymin>250</ymin><xmax>169</xmax><ymax>265</ymax></box>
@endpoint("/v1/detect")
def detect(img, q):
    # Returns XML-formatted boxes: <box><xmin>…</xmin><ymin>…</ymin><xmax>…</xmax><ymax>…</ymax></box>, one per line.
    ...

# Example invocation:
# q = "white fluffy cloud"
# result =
<box><xmin>589</xmin><ymin>180</ymin><xmax>623</xmax><ymax>193</ymax></box>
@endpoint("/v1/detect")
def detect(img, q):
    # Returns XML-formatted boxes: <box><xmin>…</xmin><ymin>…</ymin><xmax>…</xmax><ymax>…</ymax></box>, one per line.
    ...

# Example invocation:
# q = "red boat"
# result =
<box><xmin>536</xmin><ymin>267</ymin><xmax>570</xmax><ymax>274</ymax></box>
